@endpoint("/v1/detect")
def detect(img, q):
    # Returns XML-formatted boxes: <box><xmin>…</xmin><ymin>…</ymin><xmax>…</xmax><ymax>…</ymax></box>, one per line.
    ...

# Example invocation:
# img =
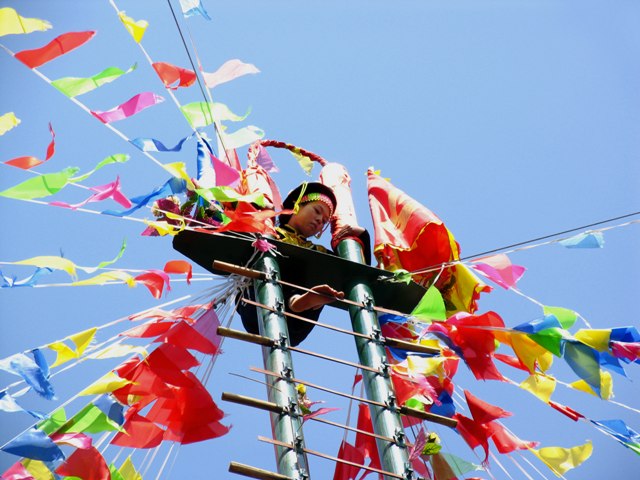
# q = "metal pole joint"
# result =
<box><xmin>393</xmin><ymin>428</ymin><xmax>406</xmax><ymax>448</ymax></box>
<box><xmin>403</xmin><ymin>462</ymin><xmax>415</xmax><ymax>480</ymax></box>
<box><xmin>385</xmin><ymin>392</ymin><xmax>398</xmax><ymax>411</ymax></box>
<box><xmin>362</xmin><ymin>293</ymin><xmax>375</xmax><ymax>311</ymax></box>
<box><xmin>378</xmin><ymin>358</ymin><xmax>390</xmax><ymax>377</ymax></box>
<box><xmin>370</xmin><ymin>327</ymin><xmax>384</xmax><ymax>344</ymax></box>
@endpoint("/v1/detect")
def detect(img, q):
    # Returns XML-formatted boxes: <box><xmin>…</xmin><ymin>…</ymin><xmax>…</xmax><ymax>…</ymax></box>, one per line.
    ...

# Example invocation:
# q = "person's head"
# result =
<box><xmin>279</xmin><ymin>182</ymin><xmax>337</xmax><ymax>238</ymax></box>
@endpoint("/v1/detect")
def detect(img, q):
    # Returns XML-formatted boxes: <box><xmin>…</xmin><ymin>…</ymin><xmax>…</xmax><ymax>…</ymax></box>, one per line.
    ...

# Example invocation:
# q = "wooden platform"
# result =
<box><xmin>173</xmin><ymin>230</ymin><xmax>426</xmax><ymax>314</ymax></box>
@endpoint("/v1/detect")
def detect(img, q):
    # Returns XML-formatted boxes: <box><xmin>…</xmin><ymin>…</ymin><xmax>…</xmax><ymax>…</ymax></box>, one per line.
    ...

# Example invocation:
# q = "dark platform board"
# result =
<box><xmin>173</xmin><ymin>230</ymin><xmax>426</xmax><ymax>314</ymax></box>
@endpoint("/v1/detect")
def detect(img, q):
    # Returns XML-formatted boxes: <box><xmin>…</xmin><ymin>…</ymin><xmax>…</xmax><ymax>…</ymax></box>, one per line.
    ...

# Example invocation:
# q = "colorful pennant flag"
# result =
<box><xmin>57</xmin><ymin>403</ymin><xmax>123</xmax><ymax>434</ymax></box>
<box><xmin>130</xmin><ymin>133</ymin><xmax>194</xmax><ymax>152</ymax></box>
<box><xmin>591</xmin><ymin>419</ymin><xmax>640</xmax><ymax>454</ymax></box>
<box><xmin>559</xmin><ymin>231</ymin><xmax>604</xmax><ymax>249</ymax></box>
<box><xmin>47</xmin><ymin>327</ymin><xmax>97</xmax><ymax>367</ymax></box>
<box><xmin>219</xmin><ymin>125</ymin><xmax>265</xmax><ymax>149</ymax></box>
<box><xmin>79</xmin><ymin>372</ymin><xmax>133</xmax><ymax>395</ymax></box>
<box><xmin>118</xmin><ymin>11</ymin><xmax>148</xmax><ymax>43</ymax></box>
<box><xmin>367</xmin><ymin>169</ymin><xmax>489</xmax><ymax>315</ymax></box>
<box><xmin>91</xmin><ymin>92</ymin><xmax>165</xmax><ymax>124</ymax></box>
<box><xmin>55</xmin><ymin>446</ymin><xmax>110</xmax><ymax>480</ymax></box>
<box><xmin>471</xmin><ymin>254</ymin><xmax>525</xmax><ymax>289</ymax></box>
<box><xmin>179</xmin><ymin>0</ymin><xmax>211</xmax><ymax>20</ymax></box>
<box><xmin>0</xmin><ymin>112</ymin><xmax>20</xmax><ymax>135</ymax></box>
<box><xmin>0</xmin><ymin>167</ymin><xmax>79</xmax><ymax>200</ymax></box>
<box><xmin>152</xmin><ymin>61</ymin><xmax>196</xmax><ymax>89</ymax></box>
<box><xmin>410</xmin><ymin>285</ymin><xmax>447</xmax><ymax>322</ymax></box>
<box><xmin>15</xmin><ymin>31</ymin><xmax>95</xmax><ymax>67</ymax></box>
<box><xmin>51</xmin><ymin>176</ymin><xmax>132</xmax><ymax>210</ymax></box>
<box><xmin>202</xmin><ymin>58</ymin><xmax>260</xmax><ymax>88</ymax></box>
<box><xmin>0</xmin><ymin>352</ymin><xmax>54</xmax><ymax>399</ymax></box>
<box><xmin>0</xmin><ymin>8</ymin><xmax>51</xmax><ymax>36</ymax></box>
<box><xmin>103</xmin><ymin>176</ymin><xmax>186</xmax><ymax>217</ymax></box>
<box><xmin>530</xmin><ymin>441</ymin><xmax>593</xmax><ymax>476</ymax></box>
<box><xmin>4</xmin><ymin>122</ymin><xmax>56</xmax><ymax>170</ymax></box>
<box><xmin>1</xmin><ymin>428</ymin><xmax>64</xmax><ymax>462</ymax></box>
<box><xmin>111</xmin><ymin>409</ymin><xmax>164</xmax><ymax>449</ymax></box>
<box><xmin>51</xmin><ymin>63</ymin><xmax>137</xmax><ymax>97</ymax></box>
<box><xmin>180</xmin><ymin>101</ymin><xmax>248</xmax><ymax>128</ymax></box>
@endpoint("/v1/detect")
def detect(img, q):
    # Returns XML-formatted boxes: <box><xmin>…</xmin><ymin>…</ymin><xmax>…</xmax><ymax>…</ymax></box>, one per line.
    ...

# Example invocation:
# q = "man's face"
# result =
<box><xmin>286</xmin><ymin>201</ymin><xmax>332</xmax><ymax>238</ymax></box>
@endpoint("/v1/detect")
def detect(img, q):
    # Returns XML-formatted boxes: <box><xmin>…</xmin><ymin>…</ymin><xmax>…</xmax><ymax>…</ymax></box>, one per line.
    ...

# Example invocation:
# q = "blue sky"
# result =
<box><xmin>1</xmin><ymin>1</ymin><xmax>639</xmax><ymax>479</ymax></box>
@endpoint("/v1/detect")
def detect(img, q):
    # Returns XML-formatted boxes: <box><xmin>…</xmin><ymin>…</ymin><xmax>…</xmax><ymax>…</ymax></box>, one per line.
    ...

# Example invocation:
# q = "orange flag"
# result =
<box><xmin>367</xmin><ymin>170</ymin><xmax>489</xmax><ymax>315</ymax></box>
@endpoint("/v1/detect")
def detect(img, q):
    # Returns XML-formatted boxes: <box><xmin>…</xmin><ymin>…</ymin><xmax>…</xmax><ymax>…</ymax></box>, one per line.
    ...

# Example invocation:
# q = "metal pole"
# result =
<box><xmin>254</xmin><ymin>253</ymin><xmax>309</xmax><ymax>479</ymax></box>
<box><xmin>336</xmin><ymin>239</ymin><xmax>413</xmax><ymax>480</ymax></box>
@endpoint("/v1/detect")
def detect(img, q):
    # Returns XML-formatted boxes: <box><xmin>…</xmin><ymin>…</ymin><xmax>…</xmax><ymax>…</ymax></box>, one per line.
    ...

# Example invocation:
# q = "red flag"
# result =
<box><xmin>152</xmin><ymin>62</ymin><xmax>196</xmax><ymax>89</ymax></box>
<box><xmin>463</xmin><ymin>390</ymin><xmax>511</xmax><ymax>425</ymax></box>
<box><xmin>153</xmin><ymin>343</ymin><xmax>201</xmax><ymax>370</ymax></box>
<box><xmin>153</xmin><ymin>320</ymin><xmax>218</xmax><ymax>354</ymax></box>
<box><xmin>4</xmin><ymin>123</ymin><xmax>55</xmax><ymax>170</ymax></box>
<box><xmin>120</xmin><ymin>320</ymin><xmax>175</xmax><ymax>338</ymax></box>
<box><xmin>147</xmin><ymin>372</ymin><xmax>229</xmax><ymax>444</ymax></box>
<box><xmin>333</xmin><ymin>440</ymin><xmax>365</xmax><ymax>480</ymax></box>
<box><xmin>214</xmin><ymin>201</ymin><xmax>279</xmax><ymax>235</ymax></box>
<box><xmin>355</xmin><ymin>403</ymin><xmax>382</xmax><ymax>471</ymax></box>
<box><xmin>484</xmin><ymin>422</ymin><xmax>538</xmax><ymax>453</ymax></box>
<box><xmin>445</xmin><ymin>312</ymin><xmax>506</xmax><ymax>381</ymax></box>
<box><xmin>453</xmin><ymin>413</ymin><xmax>490</xmax><ymax>464</ymax></box>
<box><xmin>367</xmin><ymin>170</ymin><xmax>489</xmax><ymax>315</ymax></box>
<box><xmin>163</xmin><ymin>419</ymin><xmax>230</xmax><ymax>444</ymax></box>
<box><xmin>548</xmin><ymin>401</ymin><xmax>584</xmax><ymax>422</ymax></box>
<box><xmin>494</xmin><ymin>353</ymin><xmax>530</xmax><ymax>372</ymax></box>
<box><xmin>134</xmin><ymin>270</ymin><xmax>171</xmax><ymax>298</ymax></box>
<box><xmin>55</xmin><ymin>446</ymin><xmax>109</xmax><ymax>480</ymax></box>
<box><xmin>111</xmin><ymin>409</ymin><xmax>164</xmax><ymax>449</ymax></box>
<box><xmin>15</xmin><ymin>31</ymin><xmax>96</xmax><ymax>68</ymax></box>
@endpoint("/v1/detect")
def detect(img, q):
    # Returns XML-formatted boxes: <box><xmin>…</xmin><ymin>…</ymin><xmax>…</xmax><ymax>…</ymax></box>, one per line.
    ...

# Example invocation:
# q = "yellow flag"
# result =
<box><xmin>118</xmin><ymin>11</ymin><xmax>148</xmax><ymax>43</ymax></box>
<box><xmin>0</xmin><ymin>112</ymin><xmax>20</xmax><ymax>135</ymax></box>
<box><xmin>119</xmin><ymin>456</ymin><xmax>143</xmax><ymax>480</ymax></box>
<box><xmin>22</xmin><ymin>459</ymin><xmax>54</xmax><ymax>480</ymax></box>
<box><xmin>290</xmin><ymin>150</ymin><xmax>314</xmax><ymax>175</ymax></box>
<box><xmin>164</xmin><ymin>161</ymin><xmax>195</xmax><ymax>190</ymax></box>
<box><xmin>47</xmin><ymin>328</ymin><xmax>97</xmax><ymax>367</ymax></box>
<box><xmin>79</xmin><ymin>372</ymin><xmax>133</xmax><ymax>395</ymax></box>
<box><xmin>48</xmin><ymin>342</ymin><xmax>77</xmax><ymax>368</ymax></box>
<box><xmin>570</xmin><ymin>371</ymin><xmax>613</xmax><ymax>400</ymax></box>
<box><xmin>0</xmin><ymin>8</ymin><xmax>51</xmax><ymax>36</ymax></box>
<box><xmin>509</xmin><ymin>332</ymin><xmax>553</xmax><ymax>373</ymax></box>
<box><xmin>530</xmin><ymin>441</ymin><xmax>593</xmax><ymax>477</ymax></box>
<box><xmin>13</xmin><ymin>255</ymin><xmax>77</xmax><ymax>279</ymax></box>
<box><xmin>406</xmin><ymin>355</ymin><xmax>446</xmax><ymax>377</ymax></box>
<box><xmin>70</xmin><ymin>327</ymin><xmax>97</xmax><ymax>356</ymax></box>
<box><xmin>72</xmin><ymin>271</ymin><xmax>136</xmax><ymax>287</ymax></box>
<box><xmin>574</xmin><ymin>329</ymin><xmax>611</xmax><ymax>352</ymax></box>
<box><xmin>520</xmin><ymin>373</ymin><xmax>556</xmax><ymax>403</ymax></box>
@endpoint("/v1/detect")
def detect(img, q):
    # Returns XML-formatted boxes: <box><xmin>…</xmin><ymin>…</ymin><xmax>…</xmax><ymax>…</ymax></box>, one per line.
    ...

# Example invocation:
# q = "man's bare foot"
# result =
<box><xmin>289</xmin><ymin>284</ymin><xmax>345</xmax><ymax>312</ymax></box>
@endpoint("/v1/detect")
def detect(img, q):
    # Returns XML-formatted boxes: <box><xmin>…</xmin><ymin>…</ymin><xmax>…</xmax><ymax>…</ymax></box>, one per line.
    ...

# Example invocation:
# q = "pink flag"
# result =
<box><xmin>50</xmin><ymin>177</ymin><xmax>132</xmax><ymax>210</ymax></box>
<box><xmin>91</xmin><ymin>92</ymin><xmax>164</xmax><ymax>123</ymax></box>
<box><xmin>471</xmin><ymin>254</ymin><xmax>525</xmax><ymax>289</ymax></box>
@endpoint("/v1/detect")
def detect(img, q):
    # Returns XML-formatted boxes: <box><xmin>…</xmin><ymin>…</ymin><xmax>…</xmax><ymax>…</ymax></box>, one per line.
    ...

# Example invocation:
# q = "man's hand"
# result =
<box><xmin>289</xmin><ymin>284</ymin><xmax>345</xmax><ymax>312</ymax></box>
